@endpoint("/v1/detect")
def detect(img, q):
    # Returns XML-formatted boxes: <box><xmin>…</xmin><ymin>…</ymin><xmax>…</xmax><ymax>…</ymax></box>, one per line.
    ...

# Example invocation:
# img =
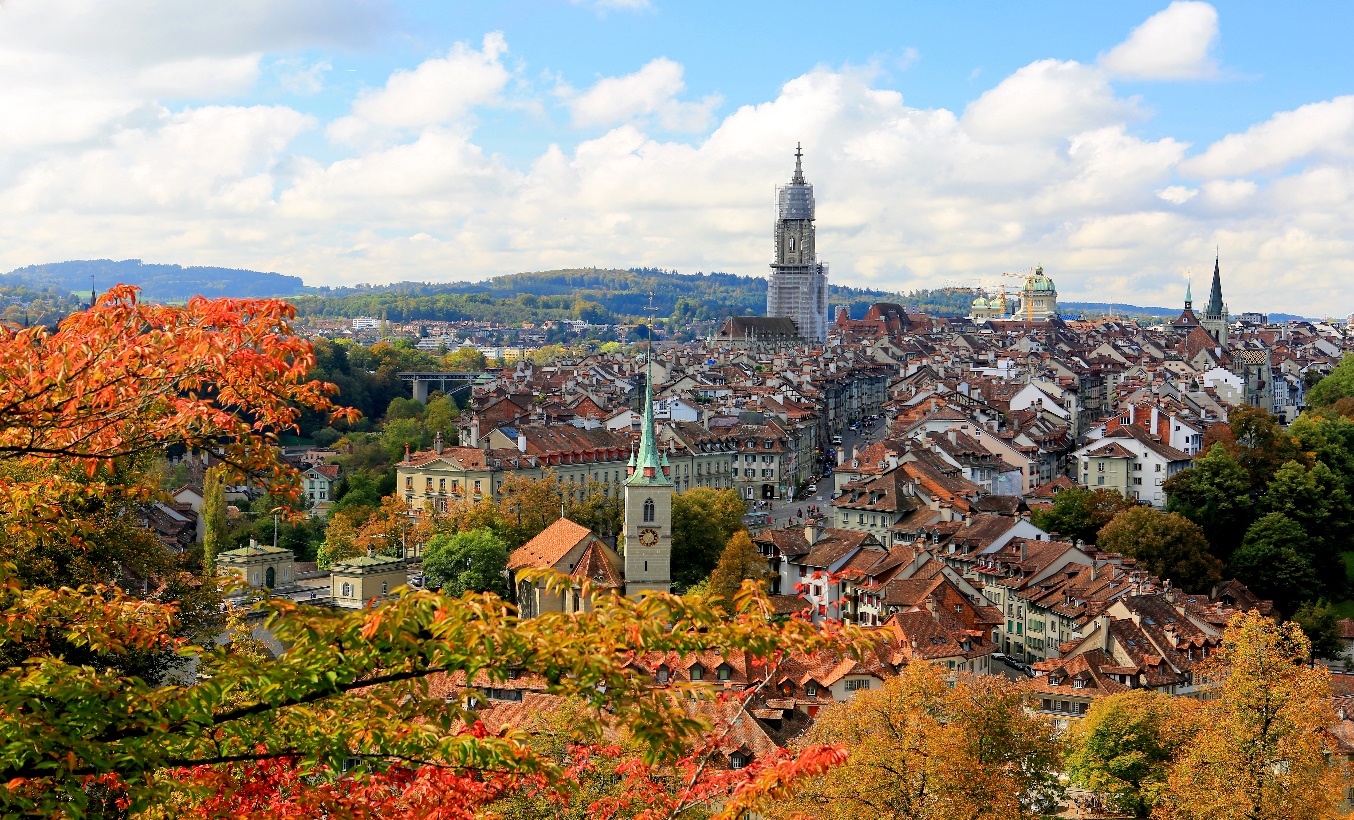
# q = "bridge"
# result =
<box><xmin>397</xmin><ymin>371</ymin><xmax>488</xmax><ymax>402</ymax></box>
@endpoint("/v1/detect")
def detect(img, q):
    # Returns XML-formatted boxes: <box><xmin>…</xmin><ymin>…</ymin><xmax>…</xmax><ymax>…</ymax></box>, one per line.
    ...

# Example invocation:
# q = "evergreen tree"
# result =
<box><xmin>202</xmin><ymin>465</ymin><xmax>228</xmax><ymax>572</ymax></box>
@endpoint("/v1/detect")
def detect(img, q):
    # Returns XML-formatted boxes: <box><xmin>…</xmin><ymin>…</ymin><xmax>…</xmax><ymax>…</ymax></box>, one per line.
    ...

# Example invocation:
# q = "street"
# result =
<box><xmin>763</xmin><ymin>420</ymin><xmax>886</xmax><ymax>529</ymax></box>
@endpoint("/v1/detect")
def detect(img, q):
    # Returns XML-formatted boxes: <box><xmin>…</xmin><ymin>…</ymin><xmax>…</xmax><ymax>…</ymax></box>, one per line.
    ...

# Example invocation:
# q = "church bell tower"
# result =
<box><xmin>623</xmin><ymin>333</ymin><xmax>673</xmax><ymax>598</ymax></box>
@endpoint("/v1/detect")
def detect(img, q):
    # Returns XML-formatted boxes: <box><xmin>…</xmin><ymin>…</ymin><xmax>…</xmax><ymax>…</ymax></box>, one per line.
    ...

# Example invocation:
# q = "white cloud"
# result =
<box><xmin>962</xmin><ymin>60</ymin><xmax>1142</xmax><ymax>143</ymax></box>
<box><xmin>328</xmin><ymin>33</ymin><xmax>511</xmax><ymax>144</ymax></box>
<box><xmin>1101</xmin><ymin>1</ymin><xmax>1220</xmax><ymax>80</ymax></box>
<box><xmin>3</xmin><ymin>5</ymin><xmax>1354</xmax><ymax>317</ymax></box>
<box><xmin>564</xmin><ymin>58</ymin><xmax>721</xmax><ymax>132</ymax></box>
<box><xmin>137</xmin><ymin>55</ymin><xmax>263</xmax><ymax>98</ymax></box>
<box><xmin>276</xmin><ymin>58</ymin><xmax>333</xmax><ymax>95</ymax></box>
<box><xmin>1181</xmin><ymin>96</ymin><xmax>1354</xmax><ymax>178</ymax></box>
<box><xmin>1156</xmin><ymin>185</ymin><xmax>1198</xmax><ymax>204</ymax></box>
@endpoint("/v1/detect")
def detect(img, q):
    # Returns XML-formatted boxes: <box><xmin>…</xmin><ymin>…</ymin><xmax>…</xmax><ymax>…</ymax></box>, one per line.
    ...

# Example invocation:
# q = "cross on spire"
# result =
<box><xmin>792</xmin><ymin>142</ymin><xmax>805</xmax><ymax>184</ymax></box>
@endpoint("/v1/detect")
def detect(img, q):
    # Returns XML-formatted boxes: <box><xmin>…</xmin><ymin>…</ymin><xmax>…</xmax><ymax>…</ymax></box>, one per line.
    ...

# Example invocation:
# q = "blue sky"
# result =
<box><xmin>1</xmin><ymin>1</ymin><xmax>1353</xmax><ymax>314</ymax></box>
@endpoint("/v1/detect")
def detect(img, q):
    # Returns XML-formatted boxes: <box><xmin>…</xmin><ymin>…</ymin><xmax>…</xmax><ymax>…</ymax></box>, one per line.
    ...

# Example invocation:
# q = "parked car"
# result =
<box><xmin>807</xmin><ymin>483</ymin><xmax>817</xmax><ymax>494</ymax></box>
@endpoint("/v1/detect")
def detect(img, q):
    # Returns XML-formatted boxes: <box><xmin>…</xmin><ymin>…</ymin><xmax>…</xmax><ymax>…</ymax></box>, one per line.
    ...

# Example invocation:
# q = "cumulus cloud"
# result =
<box><xmin>328</xmin><ymin>33</ymin><xmax>511</xmax><ymax>144</ymax></box>
<box><xmin>564</xmin><ymin>58</ymin><xmax>722</xmax><ymax>132</ymax></box>
<box><xmin>962</xmin><ymin>60</ymin><xmax>1142</xmax><ymax>142</ymax></box>
<box><xmin>1100</xmin><ymin>1</ymin><xmax>1220</xmax><ymax>80</ymax></box>
<box><xmin>1180</xmin><ymin>96</ymin><xmax>1354</xmax><ymax>178</ymax></box>
<box><xmin>4</xmin><ymin>4</ymin><xmax>1354</xmax><ymax>316</ymax></box>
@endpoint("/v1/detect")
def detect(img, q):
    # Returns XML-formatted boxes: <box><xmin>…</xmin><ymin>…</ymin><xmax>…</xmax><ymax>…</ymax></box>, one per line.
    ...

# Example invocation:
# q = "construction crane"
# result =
<box><xmin>1000</xmin><ymin>269</ymin><xmax>1036</xmax><ymax>323</ymax></box>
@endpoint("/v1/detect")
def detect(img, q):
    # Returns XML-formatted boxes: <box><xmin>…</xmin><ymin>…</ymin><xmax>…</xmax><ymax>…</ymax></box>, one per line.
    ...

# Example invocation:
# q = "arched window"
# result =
<box><xmin>643</xmin><ymin>497</ymin><xmax>655</xmax><ymax>523</ymax></box>
<box><xmin>340</xmin><ymin>582</ymin><xmax>353</xmax><ymax>598</ymax></box>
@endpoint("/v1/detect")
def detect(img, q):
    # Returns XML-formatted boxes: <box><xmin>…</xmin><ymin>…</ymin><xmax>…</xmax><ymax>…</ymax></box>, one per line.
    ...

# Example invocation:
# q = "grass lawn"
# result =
<box><xmin>1329</xmin><ymin>552</ymin><xmax>1354</xmax><ymax>620</ymax></box>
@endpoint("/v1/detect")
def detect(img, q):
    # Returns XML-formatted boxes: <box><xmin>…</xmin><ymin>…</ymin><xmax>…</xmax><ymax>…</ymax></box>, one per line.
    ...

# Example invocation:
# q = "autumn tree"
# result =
<box><xmin>421</xmin><ymin>527</ymin><xmax>509</xmax><ymax>596</ymax></box>
<box><xmin>1158</xmin><ymin>611</ymin><xmax>1340</xmax><ymax>820</ymax></box>
<box><xmin>1066</xmin><ymin>689</ymin><xmax>1200</xmax><ymax>818</ymax></box>
<box><xmin>1096</xmin><ymin>507</ymin><xmax>1223</xmax><ymax>592</ymax></box>
<box><xmin>0</xmin><ymin>569</ymin><xmax>851</xmax><ymax>817</ymax></box>
<box><xmin>707</xmin><ymin>530</ymin><xmax>766</xmax><ymax>605</ymax></box>
<box><xmin>671</xmin><ymin>487</ymin><xmax>747</xmax><ymax>588</ymax></box>
<box><xmin>780</xmin><ymin>661</ymin><xmax>1061</xmax><ymax>820</ymax></box>
<box><xmin>1030</xmin><ymin>486</ymin><xmax>1135</xmax><ymax>545</ymax></box>
<box><xmin>201</xmin><ymin>465</ymin><xmax>228</xmax><ymax>572</ymax></box>
<box><xmin>1227</xmin><ymin>405</ymin><xmax>1306</xmax><ymax>491</ymax></box>
<box><xmin>1163</xmin><ymin>444</ymin><xmax>1254</xmax><ymax>562</ymax></box>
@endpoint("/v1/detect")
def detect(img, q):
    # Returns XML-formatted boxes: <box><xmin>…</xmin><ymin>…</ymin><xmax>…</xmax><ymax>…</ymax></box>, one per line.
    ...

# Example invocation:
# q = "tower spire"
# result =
<box><xmin>1205</xmin><ymin>250</ymin><xmax>1223</xmax><ymax>319</ymax></box>
<box><xmin>1185</xmin><ymin>275</ymin><xmax>1192</xmax><ymax>309</ymax></box>
<box><xmin>628</xmin><ymin>293</ymin><xmax>670</xmax><ymax>487</ymax></box>
<box><xmin>792</xmin><ymin>142</ymin><xmax>805</xmax><ymax>184</ymax></box>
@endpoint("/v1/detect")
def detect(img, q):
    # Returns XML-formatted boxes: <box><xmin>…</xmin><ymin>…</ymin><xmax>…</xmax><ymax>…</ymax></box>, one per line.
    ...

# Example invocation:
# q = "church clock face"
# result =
<box><xmin>638</xmin><ymin>527</ymin><xmax>660</xmax><ymax>547</ymax></box>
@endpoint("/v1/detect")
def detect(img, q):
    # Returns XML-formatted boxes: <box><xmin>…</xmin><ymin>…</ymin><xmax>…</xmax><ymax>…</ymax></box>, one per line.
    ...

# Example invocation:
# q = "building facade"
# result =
<box><xmin>765</xmin><ymin>145</ymin><xmax>829</xmax><ymax>342</ymax></box>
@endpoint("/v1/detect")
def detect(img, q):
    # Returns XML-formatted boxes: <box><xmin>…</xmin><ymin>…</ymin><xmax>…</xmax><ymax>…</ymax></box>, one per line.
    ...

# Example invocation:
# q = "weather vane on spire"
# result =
<box><xmin>644</xmin><ymin>291</ymin><xmax>658</xmax><ymax>371</ymax></box>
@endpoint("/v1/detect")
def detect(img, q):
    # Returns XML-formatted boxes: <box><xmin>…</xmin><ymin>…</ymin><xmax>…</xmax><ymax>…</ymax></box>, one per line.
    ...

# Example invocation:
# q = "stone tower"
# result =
<box><xmin>623</xmin><ymin>351</ymin><xmax>673</xmax><ymax>598</ymax></box>
<box><xmin>766</xmin><ymin>144</ymin><xmax>829</xmax><ymax>342</ymax></box>
<box><xmin>1201</xmin><ymin>253</ymin><xmax>1229</xmax><ymax>345</ymax></box>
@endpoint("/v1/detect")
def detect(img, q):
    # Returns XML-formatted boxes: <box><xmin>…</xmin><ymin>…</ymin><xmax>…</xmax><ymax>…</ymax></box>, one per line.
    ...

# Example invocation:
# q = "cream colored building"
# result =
<box><xmin>330</xmin><ymin>551</ymin><xmax>408</xmax><ymax>609</ymax></box>
<box><xmin>217</xmin><ymin>541</ymin><xmax>295</xmax><ymax>590</ymax></box>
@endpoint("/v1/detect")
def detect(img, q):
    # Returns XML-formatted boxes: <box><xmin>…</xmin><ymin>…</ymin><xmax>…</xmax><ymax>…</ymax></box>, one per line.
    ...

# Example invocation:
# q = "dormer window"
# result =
<box><xmin>1048</xmin><ymin>676</ymin><xmax>1062</xmax><ymax>686</ymax></box>
<box><xmin>805</xmin><ymin>682</ymin><xmax>819</xmax><ymax>697</ymax></box>
<box><xmin>1072</xmin><ymin>678</ymin><xmax>1086</xmax><ymax>689</ymax></box>
<box><xmin>718</xmin><ymin>664</ymin><xmax>732</xmax><ymax>682</ymax></box>
<box><xmin>729</xmin><ymin>751</ymin><xmax>748</xmax><ymax>770</ymax></box>
<box><xmin>656</xmin><ymin>667</ymin><xmax>670</xmax><ymax>684</ymax></box>
<box><xmin>689</xmin><ymin>664</ymin><xmax>704</xmax><ymax>682</ymax></box>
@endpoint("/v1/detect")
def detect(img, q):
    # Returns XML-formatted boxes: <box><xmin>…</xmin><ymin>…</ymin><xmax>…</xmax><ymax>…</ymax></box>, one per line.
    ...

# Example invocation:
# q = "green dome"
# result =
<box><xmin>971</xmin><ymin>296</ymin><xmax>989</xmax><ymax>309</ymax></box>
<box><xmin>1026</xmin><ymin>266</ymin><xmax>1055</xmax><ymax>292</ymax></box>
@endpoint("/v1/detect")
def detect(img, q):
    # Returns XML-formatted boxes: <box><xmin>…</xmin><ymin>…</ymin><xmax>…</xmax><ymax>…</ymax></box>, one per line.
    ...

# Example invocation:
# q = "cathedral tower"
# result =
<box><xmin>623</xmin><ymin>350</ymin><xmax>672</xmax><ymax>598</ymax></box>
<box><xmin>765</xmin><ymin>144</ymin><xmax>829</xmax><ymax>342</ymax></box>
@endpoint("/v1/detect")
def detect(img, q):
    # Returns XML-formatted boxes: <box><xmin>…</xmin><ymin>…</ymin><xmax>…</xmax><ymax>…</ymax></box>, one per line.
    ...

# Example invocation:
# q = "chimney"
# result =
<box><xmin>1098</xmin><ymin>614</ymin><xmax>1112</xmax><ymax>653</ymax></box>
<box><xmin>947</xmin><ymin>429</ymin><xmax>957</xmax><ymax>445</ymax></box>
<box><xmin>367</xmin><ymin>546</ymin><xmax>375</xmax><ymax>558</ymax></box>
<box><xmin>804</xmin><ymin>522</ymin><xmax>819</xmax><ymax>546</ymax></box>
<box><xmin>925</xmin><ymin>596</ymin><xmax>937</xmax><ymax>615</ymax></box>
<box><xmin>404</xmin><ymin>442</ymin><xmax>411</xmax><ymax>461</ymax></box>
<box><xmin>517</xmin><ymin>433</ymin><xmax>527</xmax><ymax>453</ymax></box>
<box><xmin>434</xmin><ymin>431</ymin><xmax>444</xmax><ymax>454</ymax></box>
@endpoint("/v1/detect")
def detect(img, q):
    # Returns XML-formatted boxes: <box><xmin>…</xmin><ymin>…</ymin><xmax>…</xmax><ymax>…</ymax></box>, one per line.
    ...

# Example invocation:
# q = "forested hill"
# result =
<box><xmin>294</xmin><ymin>267</ymin><xmax>900</xmax><ymax>324</ymax></box>
<box><xmin>3</xmin><ymin>260</ymin><xmax>308</xmax><ymax>302</ymax></box>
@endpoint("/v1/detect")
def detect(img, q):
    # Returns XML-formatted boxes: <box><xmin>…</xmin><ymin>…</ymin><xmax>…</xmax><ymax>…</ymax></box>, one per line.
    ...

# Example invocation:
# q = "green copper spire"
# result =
<box><xmin>627</xmin><ymin>297</ymin><xmax>671</xmax><ymax>487</ymax></box>
<box><xmin>1185</xmin><ymin>277</ymin><xmax>1192</xmax><ymax>308</ymax></box>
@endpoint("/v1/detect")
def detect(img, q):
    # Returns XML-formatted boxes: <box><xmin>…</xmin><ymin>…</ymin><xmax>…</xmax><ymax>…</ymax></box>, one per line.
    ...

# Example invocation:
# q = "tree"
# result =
<box><xmin>1292</xmin><ymin>599</ymin><xmax>1343</xmax><ymax>662</ymax></box>
<box><xmin>1227</xmin><ymin>405</ymin><xmax>1305</xmax><ymax>491</ymax></box>
<box><xmin>780</xmin><ymin>662</ymin><xmax>1061</xmax><ymax>820</ymax></box>
<box><xmin>1030</xmin><ymin>487</ymin><xmax>1134</xmax><ymax>545</ymax></box>
<box><xmin>0</xmin><ymin>568</ymin><xmax>848</xmax><ymax>816</ymax></box>
<box><xmin>671</xmin><ymin>488</ymin><xmax>747</xmax><ymax>588</ymax></box>
<box><xmin>1096</xmin><ymin>507</ymin><xmax>1223</xmax><ymax>592</ymax></box>
<box><xmin>1228</xmin><ymin>513</ymin><xmax>1318</xmax><ymax>616</ymax></box>
<box><xmin>1159</xmin><ymin>611</ymin><xmax>1339</xmax><ymax>820</ymax></box>
<box><xmin>1262</xmin><ymin>459</ymin><xmax>1352</xmax><ymax>598</ymax></box>
<box><xmin>707</xmin><ymin>530</ymin><xmax>766</xmax><ymax>605</ymax></box>
<box><xmin>1066</xmin><ymin>689</ymin><xmax>1200</xmax><ymax>818</ymax></box>
<box><xmin>1306</xmin><ymin>354</ymin><xmax>1354</xmax><ymax>410</ymax></box>
<box><xmin>201</xmin><ymin>465</ymin><xmax>228</xmax><ymax>572</ymax></box>
<box><xmin>1163</xmin><ymin>444</ymin><xmax>1255</xmax><ymax>562</ymax></box>
<box><xmin>422</xmin><ymin>527</ymin><xmax>508</xmax><ymax>596</ymax></box>
<box><xmin>316</xmin><ymin>509</ymin><xmax>360</xmax><ymax>569</ymax></box>
<box><xmin>381</xmin><ymin>416</ymin><xmax>427</xmax><ymax>462</ymax></box>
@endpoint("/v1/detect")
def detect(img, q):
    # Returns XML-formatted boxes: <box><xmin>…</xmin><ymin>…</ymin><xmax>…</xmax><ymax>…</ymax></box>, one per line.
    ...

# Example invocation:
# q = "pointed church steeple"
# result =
<box><xmin>791</xmin><ymin>141</ymin><xmax>805</xmax><ymax>184</ymax></box>
<box><xmin>1184</xmin><ymin>277</ymin><xmax>1193</xmax><ymax>310</ymax></box>
<box><xmin>626</xmin><ymin>320</ymin><xmax>671</xmax><ymax>487</ymax></box>
<box><xmin>1205</xmin><ymin>252</ymin><xmax>1223</xmax><ymax>319</ymax></box>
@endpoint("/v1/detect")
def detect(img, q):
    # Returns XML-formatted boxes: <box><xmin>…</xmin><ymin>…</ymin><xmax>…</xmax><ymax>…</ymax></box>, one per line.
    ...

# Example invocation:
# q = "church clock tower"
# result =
<box><xmin>623</xmin><ymin>345</ymin><xmax>673</xmax><ymax>598</ymax></box>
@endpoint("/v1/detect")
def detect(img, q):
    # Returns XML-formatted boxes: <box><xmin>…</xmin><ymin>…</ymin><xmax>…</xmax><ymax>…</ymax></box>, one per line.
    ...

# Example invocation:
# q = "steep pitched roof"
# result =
<box><xmin>507</xmin><ymin>517</ymin><xmax>593</xmax><ymax>571</ymax></box>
